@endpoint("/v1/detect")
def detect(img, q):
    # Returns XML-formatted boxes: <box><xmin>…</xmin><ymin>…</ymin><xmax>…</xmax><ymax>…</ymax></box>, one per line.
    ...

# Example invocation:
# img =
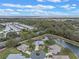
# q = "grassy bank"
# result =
<box><xmin>59</xmin><ymin>48</ymin><xmax>77</xmax><ymax>59</ymax></box>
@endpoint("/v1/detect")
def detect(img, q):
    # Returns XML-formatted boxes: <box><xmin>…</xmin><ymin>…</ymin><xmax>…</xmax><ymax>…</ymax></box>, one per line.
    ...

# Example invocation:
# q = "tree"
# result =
<box><xmin>6</xmin><ymin>32</ymin><xmax>18</xmax><ymax>39</ymax></box>
<box><xmin>6</xmin><ymin>39</ymin><xmax>18</xmax><ymax>48</ymax></box>
<box><xmin>20</xmin><ymin>30</ymin><xmax>30</xmax><ymax>40</ymax></box>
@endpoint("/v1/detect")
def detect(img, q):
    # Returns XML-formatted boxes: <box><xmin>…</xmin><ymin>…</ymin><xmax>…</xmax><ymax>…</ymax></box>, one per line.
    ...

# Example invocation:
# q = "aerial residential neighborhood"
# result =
<box><xmin>0</xmin><ymin>22</ymin><xmax>35</xmax><ymax>39</ymax></box>
<box><xmin>0</xmin><ymin>19</ymin><xmax>79</xmax><ymax>59</ymax></box>
<box><xmin>0</xmin><ymin>0</ymin><xmax>79</xmax><ymax>59</ymax></box>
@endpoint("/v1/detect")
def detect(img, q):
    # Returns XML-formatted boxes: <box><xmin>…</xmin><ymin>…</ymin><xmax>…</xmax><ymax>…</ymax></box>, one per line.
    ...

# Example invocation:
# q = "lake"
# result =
<box><xmin>6</xmin><ymin>54</ymin><xmax>31</xmax><ymax>59</ymax></box>
<box><xmin>55</xmin><ymin>39</ymin><xmax>79</xmax><ymax>58</ymax></box>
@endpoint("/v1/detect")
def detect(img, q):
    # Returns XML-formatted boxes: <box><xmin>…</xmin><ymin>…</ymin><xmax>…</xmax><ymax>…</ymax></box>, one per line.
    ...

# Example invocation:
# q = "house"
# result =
<box><xmin>45</xmin><ymin>55</ymin><xmax>70</xmax><ymax>59</ymax></box>
<box><xmin>53</xmin><ymin>55</ymin><xmax>70</xmax><ymax>59</ymax></box>
<box><xmin>17</xmin><ymin>44</ymin><xmax>29</xmax><ymax>52</ymax></box>
<box><xmin>0</xmin><ymin>22</ymin><xmax>35</xmax><ymax>38</ymax></box>
<box><xmin>48</xmin><ymin>44</ymin><xmax>61</xmax><ymax>55</ymax></box>
<box><xmin>34</xmin><ymin>40</ymin><xmax>44</xmax><ymax>46</ymax></box>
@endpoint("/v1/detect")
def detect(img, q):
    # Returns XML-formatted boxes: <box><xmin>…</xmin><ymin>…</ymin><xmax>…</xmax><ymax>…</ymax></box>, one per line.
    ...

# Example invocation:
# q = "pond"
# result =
<box><xmin>6</xmin><ymin>54</ymin><xmax>31</xmax><ymax>59</ymax></box>
<box><xmin>7</xmin><ymin>52</ymin><xmax>45</xmax><ymax>59</ymax></box>
<box><xmin>55</xmin><ymin>39</ymin><xmax>79</xmax><ymax>58</ymax></box>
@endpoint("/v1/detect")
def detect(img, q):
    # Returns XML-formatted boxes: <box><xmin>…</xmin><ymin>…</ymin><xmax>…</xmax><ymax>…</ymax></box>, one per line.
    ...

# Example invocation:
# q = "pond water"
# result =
<box><xmin>6</xmin><ymin>52</ymin><xmax>45</xmax><ymax>59</ymax></box>
<box><xmin>6</xmin><ymin>54</ymin><xmax>31</xmax><ymax>59</ymax></box>
<box><xmin>55</xmin><ymin>39</ymin><xmax>79</xmax><ymax>57</ymax></box>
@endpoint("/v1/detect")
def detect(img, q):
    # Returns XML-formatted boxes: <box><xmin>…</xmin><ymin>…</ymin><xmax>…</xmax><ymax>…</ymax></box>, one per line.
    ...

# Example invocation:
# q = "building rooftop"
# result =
<box><xmin>48</xmin><ymin>44</ymin><xmax>61</xmax><ymax>54</ymax></box>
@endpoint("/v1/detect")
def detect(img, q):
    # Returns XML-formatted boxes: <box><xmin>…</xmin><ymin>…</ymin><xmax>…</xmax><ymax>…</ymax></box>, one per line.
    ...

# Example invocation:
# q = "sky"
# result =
<box><xmin>0</xmin><ymin>0</ymin><xmax>79</xmax><ymax>16</ymax></box>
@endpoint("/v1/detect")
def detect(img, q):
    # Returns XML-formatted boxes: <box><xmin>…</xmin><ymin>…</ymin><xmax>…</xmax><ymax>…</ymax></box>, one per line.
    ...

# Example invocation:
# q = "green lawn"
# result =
<box><xmin>44</xmin><ymin>47</ymin><xmax>48</xmax><ymax>53</ymax></box>
<box><xmin>0</xmin><ymin>48</ymin><xmax>20</xmax><ymax>59</ymax></box>
<box><xmin>44</xmin><ymin>39</ymin><xmax>56</xmax><ymax>45</ymax></box>
<box><xmin>22</xmin><ymin>52</ymin><xmax>30</xmax><ymax>58</ymax></box>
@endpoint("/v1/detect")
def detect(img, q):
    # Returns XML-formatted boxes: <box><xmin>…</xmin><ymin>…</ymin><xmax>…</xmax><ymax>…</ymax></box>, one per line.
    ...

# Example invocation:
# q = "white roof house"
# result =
<box><xmin>0</xmin><ymin>22</ymin><xmax>34</xmax><ymax>32</ymax></box>
<box><xmin>0</xmin><ymin>22</ymin><xmax>35</xmax><ymax>38</ymax></box>
<box><xmin>45</xmin><ymin>55</ymin><xmax>70</xmax><ymax>59</ymax></box>
<box><xmin>34</xmin><ymin>40</ymin><xmax>44</xmax><ymax>46</ymax></box>
<box><xmin>48</xmin><ymin>44</ymin><xmax>61</xmax><ymax>55</ymax></box>
<box><xmin>53</xmin><ymin>55</ymin><xmax>70</xmax><ymax>59</ymax></box>
<box><xmin>17</xmin><ymin>44</ymin><xmax>29</xmax><ymax>52</ymax></box>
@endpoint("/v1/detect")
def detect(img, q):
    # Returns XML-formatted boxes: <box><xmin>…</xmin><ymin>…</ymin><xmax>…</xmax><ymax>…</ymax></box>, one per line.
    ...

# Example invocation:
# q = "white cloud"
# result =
<box><xmin>37</xmin><ymin>0</ymin><xmax>44</xmax><ymax>2</ymax></box>
<box><xmin>48</xmin><ymin>0</ymin><xmax>62</xmax><ymax>2</ymax></box>
<box><xmin>16</xmin><ymin>9</ymin><xmax>68</xmax><ymax>16</ymax></box>
<box><xmin>0</xmin><ymin>9</ymin><xmax>15</xmax><ymax>12</ymax></box>
<box><xmin>0</xmin><ymin>9</ymin><xmax>20</xmax><ymax>16</ymax></box>
<box><xmin>0</xmin><ymin>8</ymin><xmax>68</xmax><ymax>16</ymax></box>
<box><xmin>25</xmin><ymin>4</ymin><xmax>55</xmax><ymax>9</ymax></box>
<box><xmin>2</xmin><ymin>3</ymin><xmax>55</xmax><ymax>9</ymax></box>
<box><xmin>37</xmin><ymin>0</ymin><xmax>69</xmax><ymax>2</ymax></box>
<box><xmin>61</xmin><ymin>4</ymin><xmax>70</xmax><ymax>9</ymax></box>
<box><xmin>61</xmin><ymin>4</ymin><xmax>76</xmax><ymax>10</ymax></box>
<box><xmin>71</xmin><ymin>9</ymin><xmax>79</xmax><ymax>14</ymax></box>
<box><xmin>72</xmin><ymin>4</ymin><xmax>77</xmax><ymax>6</ymax></box>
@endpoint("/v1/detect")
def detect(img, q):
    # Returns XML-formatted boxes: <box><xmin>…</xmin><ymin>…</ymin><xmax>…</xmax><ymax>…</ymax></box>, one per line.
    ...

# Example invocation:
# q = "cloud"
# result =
<box><xmin>48</xmin><ymin>0</ymin><xmax>62</xmax><ymax>2</ymax></box>
<box><xmin>2</xmin><ymin>3</ymin><xmax>55</xmax><ymax>9</ymax></box>
<box><xmin>37</xmin><ymin>0</ymin><xmax>69</xmax><ymax>2</ymax></box>
<box><xmin>0</xmin><ymin>8</ymin><xmax>68</xmax><ymax>16</ymax></box>
<box><xmin>61</xmin><ymin>4</ymin><xmax>76</xmax><ymax>10</ymax></box>
<box><xmin>37</xmin><ymin>0</ymin><xmax>43</xmax><ymax>2</ymax></box>
<box><xmin>0</xmin><ymin>9</ymin><xmax>20</xmax><ymax>16</ymax></box>
<box><xmin>0</xmin><ymin>9</ymin><xmax>15</xmax><ymax>12</ymax></box>
<box><xmin>72</xmin><ymin>4</ymin><xmax>77</xmax><ymax>6</ymax></box>
<box><xmin>71</xmin><ymin>9</ymin><xmax>79</xmax><ymax>14</ymax></box>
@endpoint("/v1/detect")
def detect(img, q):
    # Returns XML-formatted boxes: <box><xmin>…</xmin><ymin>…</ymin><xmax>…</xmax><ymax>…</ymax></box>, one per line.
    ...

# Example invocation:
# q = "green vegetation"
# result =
<box><xmin>20</xmin><ymin>29</ymin><xmax>36</xmax><ymax>41</ymax></box>
<box><xmin>0</xmin><ymin>48</ymin><xmax>30</xmax><ymax>59</ymax></box>
<box><xmin>0</xmin><ymin>48</ymin><xmax>20</xmax><ymax>59</ymax></box>
<box><xmin>29</xmin><ymin>44</ymin><xmax>35</xmax><ymax>51</ymax></box>
<box><xmin>20</xmin><ymin>29</ymin><xmax>30</xmax><ymax>40</ymax></box>
<box><xmin>22</xmin><ymin>52</ymin><xmax>30</xmax><ymax>58</ymax></box>
<box><xmin>6</xmin><ymin>32</ymin><xmax>18</xmax><ymax>39</ymax></box>
<box><xmin>0</xmin><ymin>25</ymin><xmax>5</xmax><ymax>31</ymax></box>
<box><xmin>0</xmin><ymin>19</ymin><xmax>79</xmax><ymax>43</ymax></box>
<box><xmin>15</xmin><ymin>19</ymin><xmax>79</xmax><ymax>43</ymax></box>
<box><xmin>44</xmin><ymin>46</ymin><xmax>48</xmax><ymax>53</ymax></box>
<box><xmin>59</xmin><ymin>48</ymin><xmax>77</xmax><ymax>59</ymax></box>
<box><xmin>44</xmin><ymin>39</ymin><xmax>56</xmax><ymax>45</ymax></box>
<box><xmin>6</xmin><ymin>39</ymin><xmax>19</xmax><ymax>48</ymax></box>
<box><xmin>0</xmin><ymin>19</ymin><xmax>78</xmax><ymax>59</ymax></box>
